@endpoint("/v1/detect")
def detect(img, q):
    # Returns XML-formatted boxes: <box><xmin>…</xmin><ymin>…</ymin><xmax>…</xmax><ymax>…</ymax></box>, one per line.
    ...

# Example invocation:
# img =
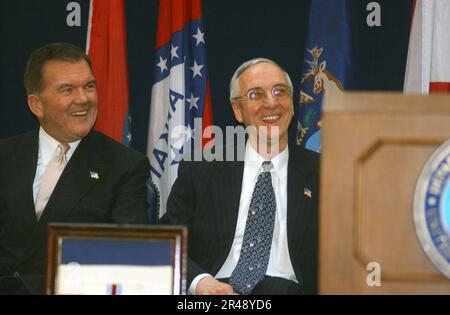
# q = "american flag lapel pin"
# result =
<box><xmin>304</xmin><ymin>188</ymin><xmax>312</xmax><ymax>198</ymax></box>
<box><xmin>90</xmin><ymin>171</ymin><xmax>99</xmax><ymax>180</ymax></box>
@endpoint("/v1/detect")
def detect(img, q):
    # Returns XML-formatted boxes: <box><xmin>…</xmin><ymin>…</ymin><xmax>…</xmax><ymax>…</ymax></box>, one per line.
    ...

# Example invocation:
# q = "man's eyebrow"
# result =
<box><xmin>56</xmin><ymin>83</ymin><xmax>74</xmax><ymax>91</ymax></box>
<box><xmin>244</xmin><ymin>86</ymin><xmax>263</xmax><ymax>93</ymax></box>
<box><xmin>56</xmin><ymin>79</ymin><xmax>96</xmax><ymax>91</ymax></box>
<box><xmin>273</xmin><ymin>83</ymin><xmax>290</xmax><ymax>88</ymax></box>
<box><xmin>85</xmin><ymin>79</ymin><xmax>96</xmax><ymax>86</ymax></box>
<box><xmin>244</xmin><ymin>84</ymin><xmax>289</xmax><ymax>93</ymax></box>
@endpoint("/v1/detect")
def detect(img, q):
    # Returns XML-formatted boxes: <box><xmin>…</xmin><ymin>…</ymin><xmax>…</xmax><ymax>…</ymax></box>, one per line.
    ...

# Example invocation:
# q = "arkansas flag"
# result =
<box><xmin>147</xmin><ymin>0</ymin><xmax>213</xmax><ymax>217</ymax></box>
<box><xmin>86</xmin><ymin>0</ymin><xmax>131</xmax><ymax>145</ymax></box>
<box><xmin>404</xmin><ymin>0</ymin><xmax>450</xmax><ymax>93</ymax></box>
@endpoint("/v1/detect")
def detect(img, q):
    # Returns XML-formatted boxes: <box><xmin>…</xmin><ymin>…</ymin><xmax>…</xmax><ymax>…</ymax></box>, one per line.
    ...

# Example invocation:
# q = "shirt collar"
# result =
<box><xmin>244</xmin><ymin>141</ymin><xmax>289</xmax><ymax>182</ymax></box>
<box><xmin>39</xmin><ymin>127</ymin><xmax>81</xmax><ymax>163</ymax></box>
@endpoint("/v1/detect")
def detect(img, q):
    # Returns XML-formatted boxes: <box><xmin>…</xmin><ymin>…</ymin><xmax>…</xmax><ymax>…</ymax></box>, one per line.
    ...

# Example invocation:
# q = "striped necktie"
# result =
<box><xmin>35</xmin><ymin>143</ymin><xmax>70</xmax><ymax>220</ymax></box>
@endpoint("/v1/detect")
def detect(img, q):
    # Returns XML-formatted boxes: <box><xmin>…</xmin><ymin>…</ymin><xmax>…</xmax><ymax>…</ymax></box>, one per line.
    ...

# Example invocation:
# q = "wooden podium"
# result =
<box><xmin>319</xmin><ymin>92</ymin><xmax>450</xmax><ymax>294</ymax></box>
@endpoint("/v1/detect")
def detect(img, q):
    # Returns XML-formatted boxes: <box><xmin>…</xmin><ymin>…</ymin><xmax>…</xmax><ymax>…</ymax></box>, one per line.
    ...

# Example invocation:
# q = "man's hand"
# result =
<box><xmin>196</xmin><ymin>276</ymin><xmax>237</xmax><ymax>295</ymax></box>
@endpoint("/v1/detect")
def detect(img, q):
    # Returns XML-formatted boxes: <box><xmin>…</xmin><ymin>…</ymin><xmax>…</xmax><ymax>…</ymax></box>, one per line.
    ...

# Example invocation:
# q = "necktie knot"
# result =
<box><xmin>56</xmin><ymin>143</ymin><xmax>70</xmax><ymax>164</ymax></box>
<box><xmin>261</xmin><ymin>161</ymin><xmax>273</xmax><ymax>172</ymax></box>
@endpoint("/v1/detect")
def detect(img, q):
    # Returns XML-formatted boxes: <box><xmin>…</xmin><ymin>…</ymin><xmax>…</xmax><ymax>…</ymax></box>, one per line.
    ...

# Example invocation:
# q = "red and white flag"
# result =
<box><xmin>404</xmin><ymin>0</ymin><xmax>450</xmax><ymax>94</ymax></box>
<box><xmin>86</xmin><ymin>0</ymin><xmax>131</xmax><ymax>144</ymax></box>
<box><xmin>147</xmin><ymin>0</ymin><xmax>214</xmax><ymax>217</ymax></box>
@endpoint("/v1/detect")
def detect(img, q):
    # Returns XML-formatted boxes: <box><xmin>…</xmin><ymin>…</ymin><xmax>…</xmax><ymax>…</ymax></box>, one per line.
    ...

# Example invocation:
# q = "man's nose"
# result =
<box><xmin>73</xmin><ymin>87</ymin><xmax>89</xmax><ymax>103</ymax></box>
<box><xmin>262</xmin><ymin>93</ymin><xmax>278</xmax><ymax>109</ymax></box>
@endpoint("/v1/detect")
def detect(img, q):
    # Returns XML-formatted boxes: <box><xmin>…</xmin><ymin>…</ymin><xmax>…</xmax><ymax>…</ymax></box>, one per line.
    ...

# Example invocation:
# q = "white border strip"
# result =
<box><xmin>85</xmin><ymin>0</ymin><xmax>94</xmax><ymax>54</ymax></box>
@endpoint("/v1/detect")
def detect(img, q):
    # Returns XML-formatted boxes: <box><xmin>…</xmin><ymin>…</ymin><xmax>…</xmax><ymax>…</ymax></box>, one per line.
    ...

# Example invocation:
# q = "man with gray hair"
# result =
<box><xmin>161</xmin><ymin>58</ymin><xmax>319</xmax><ymax>295</ymax></box>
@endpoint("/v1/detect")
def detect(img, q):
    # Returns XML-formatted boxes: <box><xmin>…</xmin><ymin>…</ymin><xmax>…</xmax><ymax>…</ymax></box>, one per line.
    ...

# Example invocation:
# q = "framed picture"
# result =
<box><xmin>46</xmin><ymin>223</ymin><xmax>187</xmax><ymax>295</ymax></box>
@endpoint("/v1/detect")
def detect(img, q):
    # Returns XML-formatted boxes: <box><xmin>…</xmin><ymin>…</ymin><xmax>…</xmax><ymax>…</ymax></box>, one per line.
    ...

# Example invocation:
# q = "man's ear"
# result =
<box><xmin>27</xmin><ymin>94</ymin><xmax>44</xmax><ymax>119</ymax></box>
<box><xmin>230</xmin><ymin>100</ymin><xmax>243</xmax><ymax>123</ymax></box>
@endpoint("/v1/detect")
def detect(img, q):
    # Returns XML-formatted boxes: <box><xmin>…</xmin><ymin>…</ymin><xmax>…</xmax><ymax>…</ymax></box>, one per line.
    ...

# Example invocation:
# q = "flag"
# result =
<box><xmin>296</xmin><ymin>1</ymin><xmax>360</xmax><ymax>153</ymax></box>
<box><xmin>404</xmin><ymin>0</ymin><xmax>450</xmax><ymax>94</ymax></box>
<box><xmin>147</xmin><ymin>0</ymin><xmax>213</xmax><ymax>217</ymax></box>
<box><xmin>86</xmin><ymin>0</ymin><xmax>131</xmax><ymax>145</ymax></box>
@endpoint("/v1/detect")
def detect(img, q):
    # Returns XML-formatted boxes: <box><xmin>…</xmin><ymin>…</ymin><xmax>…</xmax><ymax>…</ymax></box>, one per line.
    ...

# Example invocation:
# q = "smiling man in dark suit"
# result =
<box><xmin>0</xmin><ymin>43</ymin><xmax>150</xmax><ymax>294</ymax></box>
<box><xmin>160</xmin><ymin>58</ymin><xmax>319</xmax><ymax>295</ymax></box>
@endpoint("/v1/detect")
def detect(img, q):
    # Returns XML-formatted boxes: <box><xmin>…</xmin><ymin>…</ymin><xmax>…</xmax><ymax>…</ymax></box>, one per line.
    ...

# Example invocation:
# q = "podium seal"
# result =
<box><xmin>414</xmin><ymin>139</ymin><xmax>450</xmax><ymax>279</ymax></box>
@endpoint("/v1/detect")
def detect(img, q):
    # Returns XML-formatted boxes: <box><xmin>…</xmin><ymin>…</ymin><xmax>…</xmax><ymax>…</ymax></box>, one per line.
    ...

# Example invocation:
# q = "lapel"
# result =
<box><xmin>16</xmin><ymin>132</ymin><xmax>105</xmax><ymax>268</ymax></box>
<box><xmin>286</xmin><ymin>145</ymin><xmax>314</xmax><ymax>254</ymax></box>
<box><xmin>38</xmin><ymin>131</ymin><xmax>104</xmax><ymax>224</ymax></box>
<box><xmin>213</xmin><ymin>159</ymin><xmax>244</xmax><ymax>246</ymax></box>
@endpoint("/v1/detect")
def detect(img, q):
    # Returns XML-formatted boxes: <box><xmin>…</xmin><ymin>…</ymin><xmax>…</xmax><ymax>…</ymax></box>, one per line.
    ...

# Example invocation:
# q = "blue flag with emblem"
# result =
<box><xmin>296</xmin><ymin>0</ymin><xmax>360</xmax><ymax>152</ymax></box>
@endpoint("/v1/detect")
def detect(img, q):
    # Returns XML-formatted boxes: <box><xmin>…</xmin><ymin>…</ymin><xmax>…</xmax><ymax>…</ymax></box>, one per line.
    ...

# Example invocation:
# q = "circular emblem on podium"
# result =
<box><xmin>414</xmin><ymin>139</ymin><xmax>450</xmax><ymax>279</ymax></box>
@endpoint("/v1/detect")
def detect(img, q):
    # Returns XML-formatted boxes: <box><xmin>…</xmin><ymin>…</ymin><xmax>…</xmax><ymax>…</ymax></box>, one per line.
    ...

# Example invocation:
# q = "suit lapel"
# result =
<box><xmin>16</xmin><ymin>132</ymin><xmax>103</xmax><ymax>268</ymax></box>
<box><xmin>214</xmin><ymin>160</ymin><xmax>244</xmax><ymax>246</ymax></box>
<box><xmin>287</xmin><ymin>146</ymin><xmax>313</xmax><ymax>257</ymax></box>
<box><xmin>38</xmin><ymin>132</ymin><xmax>103</xmax><ymax>223</ymax></box>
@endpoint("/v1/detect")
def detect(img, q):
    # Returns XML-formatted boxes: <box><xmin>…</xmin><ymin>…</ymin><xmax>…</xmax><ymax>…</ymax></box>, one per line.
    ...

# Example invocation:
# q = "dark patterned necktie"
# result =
<box><xmin>230</xmin><ymin>161</ymin><xmax>276</xmax><ymax>295</ymax></box>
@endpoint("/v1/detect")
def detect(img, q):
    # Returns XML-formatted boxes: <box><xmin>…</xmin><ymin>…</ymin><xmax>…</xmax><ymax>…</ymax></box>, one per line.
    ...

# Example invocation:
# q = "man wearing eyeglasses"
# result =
<box><xmin>161</xmin><ymin>58</ymin><xmax>319</xmax><ymax>295</ymax></box>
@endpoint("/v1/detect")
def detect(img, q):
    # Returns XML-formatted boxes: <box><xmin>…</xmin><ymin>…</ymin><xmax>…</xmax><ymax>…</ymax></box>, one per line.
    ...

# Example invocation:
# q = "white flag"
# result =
<box><xmin>404</xmin><ymin>0</ymin><xmax>450</xmax><ymax>93</ymax></box>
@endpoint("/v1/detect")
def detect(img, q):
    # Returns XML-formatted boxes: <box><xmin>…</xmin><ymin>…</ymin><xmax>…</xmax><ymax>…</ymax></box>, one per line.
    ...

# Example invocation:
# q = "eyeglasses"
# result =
<box><xmin>233</xmin><ymin>85</ymin><xmax>292</xmax><ymax>103</ymax></box>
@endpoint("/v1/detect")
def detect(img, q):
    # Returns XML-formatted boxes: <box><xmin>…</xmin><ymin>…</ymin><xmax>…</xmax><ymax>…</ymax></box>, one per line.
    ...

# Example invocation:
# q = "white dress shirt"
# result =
<box><xmin>189</xmin><ymin>142</ymin><xmax>296</xmax><ymax>294</ymax></box>
<box><xmin>33</xmin><ymin>127</ymin><xmax>81</xmax><ymax>204</ymax></box>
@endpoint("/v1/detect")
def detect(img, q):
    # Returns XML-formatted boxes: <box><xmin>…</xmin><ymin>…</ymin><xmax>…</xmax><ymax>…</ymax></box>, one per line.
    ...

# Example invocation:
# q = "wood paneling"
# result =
<box><xmin>319</xmin><ymin>92</ymin><xmax>450</xmax><ymax>294</ymax></box>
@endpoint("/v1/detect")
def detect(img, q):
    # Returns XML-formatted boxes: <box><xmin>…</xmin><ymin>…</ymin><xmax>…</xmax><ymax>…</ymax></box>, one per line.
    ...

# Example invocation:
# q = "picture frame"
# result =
<box><xmin>46</xmin><ymin>223</ymin><xmax>187</xmax><ymax>295</ymax></box>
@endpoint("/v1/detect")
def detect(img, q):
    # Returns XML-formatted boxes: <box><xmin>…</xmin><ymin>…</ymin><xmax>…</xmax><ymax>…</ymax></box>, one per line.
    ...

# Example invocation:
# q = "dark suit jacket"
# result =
<box><xmin>160</xmin><ymin>144</ymin><xmax>319</xmax><ymax>294</ymax></box>
<box><xmin>0</xmin><ymin>130</ymin><xmax>150</xmax><ymax>292</ymax></box>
